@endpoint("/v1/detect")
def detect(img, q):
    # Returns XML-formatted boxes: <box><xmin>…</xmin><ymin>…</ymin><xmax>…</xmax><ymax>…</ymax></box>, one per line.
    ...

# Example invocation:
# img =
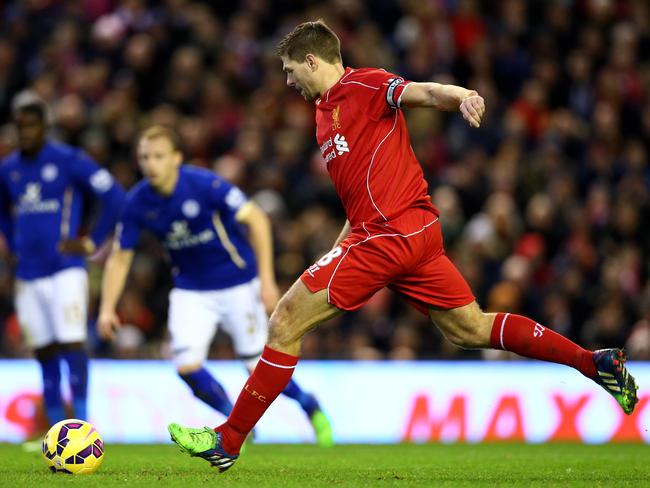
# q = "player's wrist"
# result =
<box><xmin>82</xmin><ymin>236</ymin><xmax>96</xmax><ymax>254</ymax></box>
<box><xmin>98</xmin><ymin>307</ymin><xmax>116</xmax><ymax>318</ymax></box>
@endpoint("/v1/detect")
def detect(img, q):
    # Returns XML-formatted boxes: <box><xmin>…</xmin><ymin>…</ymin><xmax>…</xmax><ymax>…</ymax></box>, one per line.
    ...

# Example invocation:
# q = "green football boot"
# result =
<box><xmin>593</xmin><ymin>348</ymin><xmax>638</xmax><ymax>415</ymax></box>
<box><xmin>167</xmin><ymin>423</ymin><xmax>238</xmax><ymax>473</ymax></box>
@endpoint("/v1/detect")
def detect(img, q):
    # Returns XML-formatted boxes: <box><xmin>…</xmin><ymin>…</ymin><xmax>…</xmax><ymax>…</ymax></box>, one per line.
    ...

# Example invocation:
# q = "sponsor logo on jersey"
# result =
<box><xmin>17</xmin><ymin>182</ymin><xmax>60</xmax><ymax>214</ymax></box>
<box><xmin>41</xmin><ymin>164</ymin><xmax>58</xmax><ymax>182</ymax></box>
<box><xmin>332</xmin><ymin>105</ymin><xmax>341</xmax><ymax>130</ymax></box>
<box><xmin>334</xmin><ymin>134</ymin><xmax>349</xmax><ymax>155</ymax></box>
<box><xmin>319</xmin><ymin>133</ymin><xmax>350</xmax><ymax>164</ymax></box>
<box><xmin>181</xmin><ymin>199</ymin><xmax>200</xmax><ymax>218</ymax></box>
<box><xmin>165</xmin><ymin>220</ymin><xmax>215</xmax><ymax>250</ymax></box>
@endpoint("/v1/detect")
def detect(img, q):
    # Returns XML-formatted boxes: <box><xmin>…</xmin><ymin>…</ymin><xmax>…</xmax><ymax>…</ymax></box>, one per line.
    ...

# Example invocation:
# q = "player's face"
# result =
<box><xmin>282</xmin><ymin>56</ymin><xmax>317</xmax><ymax>101</ymax></box>
<box><xmin>15</xmin><ymin>111</ymin><xmax>46</xmax><ymax>156</ymax></box>
<box><xmin>137</xmin><ymin>137</ymin><xmax>182</xmax><ymax>191</ymax></box>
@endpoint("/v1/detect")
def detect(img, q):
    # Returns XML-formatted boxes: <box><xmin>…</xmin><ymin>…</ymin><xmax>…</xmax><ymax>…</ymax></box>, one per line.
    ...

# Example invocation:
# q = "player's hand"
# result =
<box><xmin>58</xmin><ymin>237</ymin><xmax>96</xmax><ymax>256</ymax></box>
<box><xmin>260</xmin><ymin>279</ymin><xmax>280</xmax><ymax>315</ymax></box>
<box><xmin>97</xmin><ymin>310</ymin><xmax>121</xmax><ymax>341</ymax></box>
<box><xmin>459</xmin><ymin>93</ymin><xmax>485</xmax><ymax>128</ymax></box>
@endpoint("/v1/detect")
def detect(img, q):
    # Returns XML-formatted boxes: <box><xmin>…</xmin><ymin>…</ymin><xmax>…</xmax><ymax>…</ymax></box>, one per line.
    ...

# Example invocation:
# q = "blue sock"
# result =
<box><xmin>180</xmin><ymin>368</ymin><xmax>233</xmax><ymax>416</ymax></box>
<box><xmin>61</xmin><ymin>349</ymin><xmax>89</xmax><ymax>421</ymax></box>
<box><xmin>37</xmin><ymin>355</ymin><xmax>65</xmax><ymax>425</ymax></box>
<box><xmin>282</xmin><ymin>379</ymin><xmax>319</xmax><ymax>417</ymax></box>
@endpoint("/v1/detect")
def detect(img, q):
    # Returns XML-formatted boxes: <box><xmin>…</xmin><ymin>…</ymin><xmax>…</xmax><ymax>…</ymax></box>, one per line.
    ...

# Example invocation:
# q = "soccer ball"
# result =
<box><xmin>41</xmin><ymin>419</ymin><xmax>105</xmax><ymax>474</ymax></box>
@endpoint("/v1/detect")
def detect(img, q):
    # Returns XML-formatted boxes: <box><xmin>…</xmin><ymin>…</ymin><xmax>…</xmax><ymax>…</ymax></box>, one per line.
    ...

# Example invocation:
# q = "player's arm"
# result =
<box><xmin>97</xmin><ymin>242</ymin><xmax>134</xmax><ymax>340</ymax></box>
<box><xmin>60</xmin><ymin>153</ymin><xmax>126</xmax><ymax>255</ymax></box>
<box><xmin>333</xmin><ymin>219</ymin><xmax>351</xmax><ymax>247</ymax></box>
<box><xmin>97</xmin><ymin>199</ymin><xmax>140</xmax><ymax>340</ymax></box>
<box><xmin>400</xmin><ymin>82</ymin><xmax>485</xmax><ymax>128</ymax></box>
<box><xmin>236</xmin><ymin>201</ymin><xmax>279</xmax><ymax>314</ymax></box>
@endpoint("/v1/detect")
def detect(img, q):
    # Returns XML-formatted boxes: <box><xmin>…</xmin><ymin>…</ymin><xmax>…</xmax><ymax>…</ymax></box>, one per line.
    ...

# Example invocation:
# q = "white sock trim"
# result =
<box><xmin>500</xmin><ymin>313</ymin><xmax>510</xmax><ymax>351</ymax></box>
<box><xmin>259</xmin><ymin>356</ymin><xmax>296</xmax><ymax>369</ymax></box>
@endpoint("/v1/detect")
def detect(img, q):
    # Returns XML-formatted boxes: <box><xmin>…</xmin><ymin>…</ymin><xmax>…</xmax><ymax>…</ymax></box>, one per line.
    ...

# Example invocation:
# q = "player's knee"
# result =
<box><xmin>440</xmin><ymin>319</ymin><xmax>490</xmax><ymax>349</ymax></box>
<box><xmin>267</xmin><ymin>299</ymin><xmax>296</xmax><ymax>349</ymax></box>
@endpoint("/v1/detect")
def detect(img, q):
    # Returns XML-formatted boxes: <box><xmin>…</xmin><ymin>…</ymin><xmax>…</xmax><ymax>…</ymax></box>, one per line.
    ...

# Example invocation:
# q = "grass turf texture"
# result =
<box><xmin>1</xmin><ymin>443</ymin><xmax>649</xmax><ymax>487</ymax></box>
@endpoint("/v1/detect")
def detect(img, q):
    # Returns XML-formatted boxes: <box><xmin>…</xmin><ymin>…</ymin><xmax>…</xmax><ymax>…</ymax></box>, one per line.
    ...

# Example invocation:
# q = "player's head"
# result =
<box><xmin>137</xmin><ymin>125</ymin><xmax>183</xmax><ymax>193</ymax></box>
<box><xmin>12</xmin><ymin>90</ymin><xmax>49</xmax><ymax>156</ymax></box>
<box><xmin>276</xmin><ymin>19</ymin><xmax>343</xmax><ymax>101</ymax></box>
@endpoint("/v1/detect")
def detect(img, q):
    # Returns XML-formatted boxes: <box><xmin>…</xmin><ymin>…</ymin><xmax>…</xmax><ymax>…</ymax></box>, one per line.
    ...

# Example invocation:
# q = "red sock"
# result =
<box><xmin>490</xmin><ymin>313</ymin><xmax>597</xmax><ymax>379</ymax></box>
<box><xmin>215</xmin><ymin>345</ymin><xmax>298</xmax><ymax>454</ymax></box>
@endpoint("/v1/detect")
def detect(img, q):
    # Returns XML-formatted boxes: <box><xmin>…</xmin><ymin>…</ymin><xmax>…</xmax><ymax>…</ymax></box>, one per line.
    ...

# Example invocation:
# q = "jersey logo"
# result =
<box><xmin>182</xmin><ymin>199</ymin><xmax>200</xmax><ymax>218</ymax></box>
<box><xmin>90</xmin><ymin>169</ymin><xmax>113</xmax><ymax>193</ymax></box>
<box><xmin>319</xmin><ymin>133</ymin><xmax>350</xmax><ymax>164</ymax></box>
<box><xmin>17</xmin><ymin>182</ymin><xmax>60</xmax><ymax>214</ymax></box>
<box><xmin>21</xmin><ymin>183</ymin><xmax>42</xmax><ymax>204</ymax></box>
<box><xmin>41</xmin><ymin>164</ymin><xmax>58</xmax><ymax>182</ymax></box>
<box><xmin>165</xmin><ymin>220</ymin><xmax>215</xmax><ymax>250</ymax></box>
<box><xmin>225</xmin><ymin>187</ymin><xmax>246</xmax><ymax>210</ymax></box>
<box><xmin>334</xmin><ymin>134</ymin><xmax>349</xmax><ymax>155</ymax></box>
<box><xmin>332</xmin><ymin>105</ymin><xmax>341</xmax><ymax>130</ymax></box>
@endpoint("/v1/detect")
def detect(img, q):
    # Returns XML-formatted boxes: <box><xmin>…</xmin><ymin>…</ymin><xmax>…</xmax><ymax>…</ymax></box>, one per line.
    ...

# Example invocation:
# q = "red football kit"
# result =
<box><xmin>300</xmin><ymin>67</ymin><xmax>475</xmax><ymax>313</ymax></box>
<box><xmin>214</xmin><ymin>68</ymin><xmax>604</xmax><ymax>458</ymax></box>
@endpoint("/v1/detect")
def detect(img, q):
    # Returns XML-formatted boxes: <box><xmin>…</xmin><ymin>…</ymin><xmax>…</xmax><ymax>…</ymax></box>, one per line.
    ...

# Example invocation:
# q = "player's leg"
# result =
<box><xmin>220</xmin><ymin>279</ymin><xmax>339</xmax><ymax>448</ymax></box>
<box><xmin>428</xmin><ymin>300</ymin><xmax>596</xmax><ymax>374</ymax></box>
<box><xmin>15</xmin><ymin>277</ymin><xmax>65</xmax><ymax>425</ymax></box>
<box><xmin>33</xmin><ymin>343</ymin><xmax>65</xmax><ymax>423</ymax></box>
<box><xmin>222</xmin><ymin>278</ymin><xmax>333</xmax><ymax>446</ymax></box>
<box><xmin>396</xmin><ymin>220</ymin><xmax>637</xmax><ymax>414</ymax></box>
<box><xmin>51</xmin><ymin>268</ymin><xmax>89</xmax><ymax>421</ymax></box>
<box><xmin>429</xmin><ymin>301</ymin><xmax>638</xmax><ymax>414</ymax></box>
<box><xmin>168</xmin><ymin>279</ymin><xmax>341</xmax><ymax>469</ymax></box>
<box><xmin>168</xmin><ymin>288</ymin><xmax>233</xmax><ymax>416</ymax></box>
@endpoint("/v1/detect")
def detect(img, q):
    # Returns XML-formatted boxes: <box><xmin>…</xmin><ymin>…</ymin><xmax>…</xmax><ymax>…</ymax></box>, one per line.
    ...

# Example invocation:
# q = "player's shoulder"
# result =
<box><xmin>180</xmin><ymin>165</ymin><xmax>229</xmax><ymax>191</ymax></box>
<box><xmin>181</xmin><ymin>164</ymin><xmax>217</xmax><ymax>181</ymax></box>
<box><xmin>44</xmin><ymin>140</ymin><xmax>82</xmax><ymax>160</ymax></box>
<box><xmin>124</xmin><ymin>179</ymin><xmax>151</xmax><ymax>206</ymax></box>
<box><xmin>341</xmin><ymin>67</ymin><xmax>396</xmax><ymax>87</ymax></box>
<box><xmin>0</xmin><ymin>150</ymin><xmax>20</xmax><ymax>174</ymax></box>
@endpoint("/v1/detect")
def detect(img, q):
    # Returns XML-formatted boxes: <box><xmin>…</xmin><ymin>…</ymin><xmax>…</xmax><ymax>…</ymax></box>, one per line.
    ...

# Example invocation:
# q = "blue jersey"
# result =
<box><xmin>0</xmin><ymin>141</ymin><xmax>125</xmax><ymax>280</ymax></box>
<box><xmin>118</xmin><ymin>165</ymin><xmax>257</xmax><ymax>290</ymax></box>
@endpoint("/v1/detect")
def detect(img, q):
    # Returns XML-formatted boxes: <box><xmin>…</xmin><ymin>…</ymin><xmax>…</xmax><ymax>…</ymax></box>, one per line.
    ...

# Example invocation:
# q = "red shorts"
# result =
<box><xmin>301</xmin><ymin>208</ymin><xmax>475</xmax><ymax>314</ymax></box>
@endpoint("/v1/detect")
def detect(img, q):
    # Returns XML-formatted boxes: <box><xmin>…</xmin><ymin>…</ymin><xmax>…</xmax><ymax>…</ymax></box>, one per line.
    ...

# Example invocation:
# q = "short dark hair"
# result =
<box><xmin>138</xmin><ymin>125</ymin><xmax>182</xmax><ymax>152</ymax></box>
<box><xmin>276</xmin><ymin>19</ymin><xmax>342</xmax><ymax>64</ymax></box>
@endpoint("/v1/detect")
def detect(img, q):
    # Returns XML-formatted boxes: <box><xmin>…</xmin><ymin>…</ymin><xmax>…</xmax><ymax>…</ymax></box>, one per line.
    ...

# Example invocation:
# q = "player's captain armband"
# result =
<box><xmin>386</xmin><ymin>77</ymin><xmax>405</xmax><ymax>109</ymax></box>
<box><xmin>89</xmin><ymin>169</ymin><xmax>114</xmax><ymax>193</ymax></box>
<box><xmin>225</xmin><ymin>187</ymin><xmax>247</xmax><ymax>210</ymax></box>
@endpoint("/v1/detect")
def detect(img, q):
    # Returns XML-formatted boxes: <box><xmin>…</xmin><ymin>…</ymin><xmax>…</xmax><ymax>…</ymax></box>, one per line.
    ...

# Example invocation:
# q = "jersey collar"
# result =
<box><xmin>319</xmin><ymin>67</ymin><xmax>353</xmax><ymax>104</ymax></box>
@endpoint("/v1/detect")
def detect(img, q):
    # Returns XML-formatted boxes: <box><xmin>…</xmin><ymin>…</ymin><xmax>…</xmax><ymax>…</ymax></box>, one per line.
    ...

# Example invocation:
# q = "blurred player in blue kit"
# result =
<box><xmin>97</xmin><ymin>125</ymin><xmax>332</xmax><ymax>445</ymax></box>
<box><xmin>0</xmin><ymin>92</ymin><xmax>125</xmax><ymax>430</ymax></box>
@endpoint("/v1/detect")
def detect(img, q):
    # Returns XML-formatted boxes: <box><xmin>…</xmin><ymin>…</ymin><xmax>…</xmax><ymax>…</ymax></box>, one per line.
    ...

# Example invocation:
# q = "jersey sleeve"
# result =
<box><xmin>355</xmin><ymin>69</ymin><xmax>413</xmax><ymax>120</ymax></box>
<box><xmin>68</xmin><ymin>150</ymin><xmax>126</xmax><ymax>246</ymax></box>
<box><xmin>206</xmin><ymin>175</ymin><xmax>248</xmax><ymax>217</ymax></box>
<box><xmin>115</xmin><ymin>199</ymin><xmax>141</xmax><ymax>251</ymax></box>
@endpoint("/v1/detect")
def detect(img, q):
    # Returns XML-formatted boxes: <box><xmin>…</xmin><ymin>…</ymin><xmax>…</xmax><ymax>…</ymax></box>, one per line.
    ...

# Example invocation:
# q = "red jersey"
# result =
<box><xmin>315</xmin><ymin>67</ymin><xmax>439</xmax><ymax>228</ymax></box>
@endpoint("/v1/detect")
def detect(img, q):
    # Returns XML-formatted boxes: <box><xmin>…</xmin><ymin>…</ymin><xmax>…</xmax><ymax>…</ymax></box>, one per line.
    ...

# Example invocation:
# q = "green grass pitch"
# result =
<box><xmin>1</xmin><ymin>443</ymin><xmax>649</xmax><ymax>487</ymax></box>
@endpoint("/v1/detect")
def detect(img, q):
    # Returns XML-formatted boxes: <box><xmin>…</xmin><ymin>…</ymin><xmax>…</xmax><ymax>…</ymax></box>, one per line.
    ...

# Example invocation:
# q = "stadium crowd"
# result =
<box><xmin>0</xmin><ymin>0</ymin><xmax>648</xmax><ymax>362</ymax></box>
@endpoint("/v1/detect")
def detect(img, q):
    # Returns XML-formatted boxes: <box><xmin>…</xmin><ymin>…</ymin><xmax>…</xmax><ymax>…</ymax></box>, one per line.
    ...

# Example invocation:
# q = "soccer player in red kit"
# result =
<box><xmin>168</xmin><ymin>20</ymin><xmax>638</xmax><ymax>472</ymax></box>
